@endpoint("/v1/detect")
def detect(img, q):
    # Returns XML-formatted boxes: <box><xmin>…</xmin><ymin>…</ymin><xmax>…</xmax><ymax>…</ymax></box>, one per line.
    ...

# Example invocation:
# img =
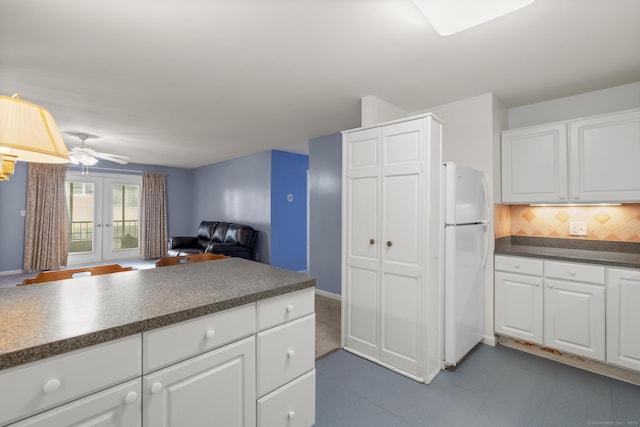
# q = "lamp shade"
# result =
<box><xmin>0</xmin><ymin>94</ymin><xmax>69</xmax><ymax>163</ymax></box>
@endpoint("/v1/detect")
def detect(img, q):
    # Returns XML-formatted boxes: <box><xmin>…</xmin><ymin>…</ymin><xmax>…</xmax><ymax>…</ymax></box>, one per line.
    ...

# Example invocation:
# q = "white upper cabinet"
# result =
<box><xmin>501</xmin><ymin>109</ymin><xmax>640</xmax><ymax>204</ymax></box>
<box><xmin>569</xmin><ymin>110</ymin><xmax>640</xmax><ymax>203</ymax></box>
<box><xmin>501</xmin><ymin>123</ymin><xmax>568</xmax><ymax>204</ymax></box>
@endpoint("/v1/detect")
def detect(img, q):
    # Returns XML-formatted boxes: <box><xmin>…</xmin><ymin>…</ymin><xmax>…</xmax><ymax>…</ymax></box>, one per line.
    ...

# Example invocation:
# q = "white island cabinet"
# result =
<box><xmin>501</xmin><ymin>108</ymin><xmax>640</xmax><ymax>204</ymax></box>
<box><xmin>1</xmin><ymin>336</ymin><xmax>142</xmax><ymax>427</ymax></box>
<box><xmin>1</xmin><ymin>287</ymin><xmax>316</xmax><ymax>427</ymax></box>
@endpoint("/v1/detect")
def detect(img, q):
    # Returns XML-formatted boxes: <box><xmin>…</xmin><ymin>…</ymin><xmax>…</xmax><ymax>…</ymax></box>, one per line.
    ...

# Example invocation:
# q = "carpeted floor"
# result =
<box><xmin>315</xmin><ymin>294</ymin><xmax>342</xmax><ymax>359</ymax></box>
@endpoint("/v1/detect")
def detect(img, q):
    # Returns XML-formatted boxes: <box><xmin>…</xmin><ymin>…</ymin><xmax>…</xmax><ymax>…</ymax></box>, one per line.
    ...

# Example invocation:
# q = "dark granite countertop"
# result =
<box><xmin>495</xmin><ymin>236</ymin><xmax>640</xmax><ymax>269</ymax></box>
<box><xmin>0</xmin><ymin>258</ymin><xmax>315</xmax><ymax>370</ymax></box>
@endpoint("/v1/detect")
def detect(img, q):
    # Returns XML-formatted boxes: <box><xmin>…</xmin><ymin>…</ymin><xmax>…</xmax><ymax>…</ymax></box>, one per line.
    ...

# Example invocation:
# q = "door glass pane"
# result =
<box><xmin>112</xmin><ymin>184</ymin><xmax>139</xmax><ymax>250</ymax></box>
<box><xmin>66</xmin><ymin>182</ymin><xmax>95</xmax><ymax>254</ymax></box>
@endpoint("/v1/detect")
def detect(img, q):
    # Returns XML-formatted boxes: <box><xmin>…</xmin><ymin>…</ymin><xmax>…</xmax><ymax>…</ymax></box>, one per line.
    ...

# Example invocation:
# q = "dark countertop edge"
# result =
<box><xmin>0</xmin><ymin>280</ymin><xmax>315</xmax><ymax>371</ymax></box>
<box><xmin>495</xmin><ymin>236</ymin><xmax>640</xmax><ymax>269</ymax></box>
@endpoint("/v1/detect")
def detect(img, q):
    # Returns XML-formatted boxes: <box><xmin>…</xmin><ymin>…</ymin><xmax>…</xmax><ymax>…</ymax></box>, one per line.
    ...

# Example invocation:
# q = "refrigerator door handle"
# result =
<box><xmin>480</xmin><ymin>177</ymin><xmax>490</xmax><ymax>267</ymax></box>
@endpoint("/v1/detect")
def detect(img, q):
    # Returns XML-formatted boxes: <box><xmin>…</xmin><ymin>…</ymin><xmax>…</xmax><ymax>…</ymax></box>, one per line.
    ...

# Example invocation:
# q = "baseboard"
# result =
<box><xmin>482</xmin><ymin>334</ymin><xmax>497</xmax><ymax>347</ymax></box>
<box><xmin>315</xmin><ymin>289</ymin><xmax>341</xmax><ymax>301</ymax></box>
<box><xmin>0</xmin><ymin>269</ymin><xmax>23</xmax><ymax>276</ymax></box>
<box><xmin>498</xmin><ymin>335</ymin><xmax>640</xmax><ymax>386</ymax></box>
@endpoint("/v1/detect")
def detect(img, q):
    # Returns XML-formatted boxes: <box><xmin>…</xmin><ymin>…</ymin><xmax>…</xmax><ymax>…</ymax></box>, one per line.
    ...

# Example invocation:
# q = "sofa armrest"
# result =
<box><xmin>168</xmin><ymin>236</ymin><xmax>199</xmax><ymax>249</ymax></box>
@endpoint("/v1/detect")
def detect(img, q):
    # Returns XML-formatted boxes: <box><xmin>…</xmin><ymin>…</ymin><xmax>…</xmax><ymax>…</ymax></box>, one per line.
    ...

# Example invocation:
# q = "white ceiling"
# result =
<box><xmin>1</xmin><ymin>0</ymin><xmax>639</xmax><ymax>169</ymax></box>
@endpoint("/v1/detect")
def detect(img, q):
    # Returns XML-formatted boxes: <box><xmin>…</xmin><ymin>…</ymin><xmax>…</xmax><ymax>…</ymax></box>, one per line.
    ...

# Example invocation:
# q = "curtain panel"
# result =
<box><xmin>140</xmin><ymin>172</ymin><xmax>168</xmax><ymax>259</ymax></box>
<box><xmin>23</xmin><ymin>163</ymin><xmax>69</xmax><ymax>271</ymax></box>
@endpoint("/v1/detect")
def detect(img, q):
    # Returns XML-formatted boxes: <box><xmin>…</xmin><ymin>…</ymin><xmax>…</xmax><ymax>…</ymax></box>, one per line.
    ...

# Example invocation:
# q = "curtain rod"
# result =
<box><xmin>66</xmin><ymin>165</ymin><xmax>168</xmax><ymax>176</ymax></box>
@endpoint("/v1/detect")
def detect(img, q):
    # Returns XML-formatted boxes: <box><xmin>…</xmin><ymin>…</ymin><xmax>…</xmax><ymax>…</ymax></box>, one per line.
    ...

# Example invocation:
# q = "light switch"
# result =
<box><xmin>569</xmin><ymin>221</ymin><xmax>587</xmax><ymax>236</ymax></box>
<box><xmin>20</xmin><ymin>209</ymin><xmax>26</xmax><ymax>217</ymax></box>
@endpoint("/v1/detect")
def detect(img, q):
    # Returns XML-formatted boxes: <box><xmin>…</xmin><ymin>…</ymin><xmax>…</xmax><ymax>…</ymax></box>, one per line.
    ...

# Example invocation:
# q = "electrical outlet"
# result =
<box><xmin>569</xmin><ymin>221</ymin><xmax>587</xmax><ymax>236</ymax></box>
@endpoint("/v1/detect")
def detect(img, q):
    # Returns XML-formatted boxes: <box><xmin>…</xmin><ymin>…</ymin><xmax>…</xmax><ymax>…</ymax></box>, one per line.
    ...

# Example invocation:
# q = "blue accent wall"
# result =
<box><xmin>270</xmin><ymin>150</ymin><xmax>309</xmax><ymax>271</ymax></box>
<box><xmin>192</xmin><ymin>151</ymin><xmax>272</xmax><ymax>264</ymax></box>
<box><xmin>308</xmin><ymin>133</ymin><xmax>342</xmax><ymax>295</ymax></box>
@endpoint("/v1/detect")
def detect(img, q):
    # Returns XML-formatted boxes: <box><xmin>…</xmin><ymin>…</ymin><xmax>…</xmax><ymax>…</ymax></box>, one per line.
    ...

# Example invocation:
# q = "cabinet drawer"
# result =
<box><xmin>10</xmin><ymin>378</ymin><xmax>141</xmax><ymax>427</ymax></box>
<box><xmin>257</xmin><ymin>288</ymin><xmax>315</xmax><ymax>331</ymax></box>
<box><xmin>257</xmin><ymin>314</ymin><xmax>315</xmax><ymax>397</ymax></box>
<box><xmin>544</xmin><ymin>261</ymin><xmax>605</xmax><ymax>284</ymax></box>
<box><xmin>0</xmin><ymin>335</ymin><xmax>141</xmax><ymax>426</ymax></box>
<box><xmin>495</xmin><ymin>256</ymin><xmax>543</xmax><ymax>276</ymax></box>
<box><xmin>143</xmin><ymin>303</ymin><xmax>255</xmax><ymax>373</ymax></box>
<box><xmin>258</xmin><ymin>369</ymin><xmax>315</xmax><ymax>427</ymax></box>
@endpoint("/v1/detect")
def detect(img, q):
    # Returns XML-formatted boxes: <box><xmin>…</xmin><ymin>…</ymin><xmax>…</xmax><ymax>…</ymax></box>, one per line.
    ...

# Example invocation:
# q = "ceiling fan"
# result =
<box><xmin>65</xmin><ymin>132</ymin><xmax>130</xmax><ymax>171</ymax></box>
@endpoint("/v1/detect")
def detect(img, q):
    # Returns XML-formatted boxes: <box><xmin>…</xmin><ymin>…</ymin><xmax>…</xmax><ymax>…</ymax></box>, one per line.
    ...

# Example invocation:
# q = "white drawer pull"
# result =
<box><xmin>124</xmin><ymin>391</ymin><xmax>138</xmax><ymax>404</ymax></box>
<box><xmin>568</xmin><ymin>271</ymin><xmax>576</xmax><ymax>277</ymax></box>
<box><xmin>43</xmin><ymin>379</ymin><xmax>61</xmax><ymax>394</ymax></box>
<box><xmin>150</xmin><ymin>382</ymin><xmax>163</xmax><ymax>394</ymax></box>
<box><xmin>288</xmin><ymin>411</ymin><xmax>296</xmax><ymax>419</ymax></box>
<box><xmin>514</xmin><ymin>264</ymin><xmax>520</xmax><ymax>269</ymax></box>
<box><xmin>548</xmin><ymin>285</ymin><xmax>554</xmax><ymax>289</ymax></box>
<box><xmin>287</xmin><ymin>349</ymin><xmax>295</xmax><ymax>358</ymax></box>
<box><xmin>205</xmin><ymin>329</ymin><xmax>216</xmax><ymax>339</ymax></box>
<box><xmin>286</xmin><ymin>304</ymin><xmax>294</xmax><ymax>313</ymax></box>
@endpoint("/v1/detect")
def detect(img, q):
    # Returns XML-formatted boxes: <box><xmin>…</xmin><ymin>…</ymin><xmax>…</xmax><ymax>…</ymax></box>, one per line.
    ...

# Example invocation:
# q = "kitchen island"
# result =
<box><xmin>0</xmin><ymin>258</ymin><xmax>316</xmax><ymax>426</ymax></box>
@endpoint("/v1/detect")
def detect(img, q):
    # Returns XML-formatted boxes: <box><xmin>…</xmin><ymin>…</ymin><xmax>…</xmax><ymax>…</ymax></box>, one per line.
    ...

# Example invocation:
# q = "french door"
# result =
<box><xmin>66</xmin><ymin>172</ymin><xmax>142</xmax><ymax>265</ymax></box>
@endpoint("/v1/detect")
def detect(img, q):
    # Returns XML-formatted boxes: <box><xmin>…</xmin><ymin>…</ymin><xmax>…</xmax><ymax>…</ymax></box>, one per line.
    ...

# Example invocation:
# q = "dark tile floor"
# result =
<box><xmin>316</xmin><ymin>345</ymin><xmax>640</xmax><ymax>427</ymax></box>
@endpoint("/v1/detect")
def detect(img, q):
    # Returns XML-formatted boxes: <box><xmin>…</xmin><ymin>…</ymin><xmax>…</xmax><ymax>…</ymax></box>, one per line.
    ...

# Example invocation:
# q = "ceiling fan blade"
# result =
<box><xmin>92</xmin><ymin>152</ymin><xmax>130</xmax><ymax>164</ymax></box>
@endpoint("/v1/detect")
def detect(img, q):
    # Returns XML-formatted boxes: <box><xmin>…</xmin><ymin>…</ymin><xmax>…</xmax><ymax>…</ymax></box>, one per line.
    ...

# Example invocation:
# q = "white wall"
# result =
<box><xmin>361</xmin><ymin>95</ymin><xmax>409</xmax><ymax>127</ymax></box>
<box><xmin>508</xmin><ymin>81</ymin><xmax>640</xmax><ymax>128</ymax></box>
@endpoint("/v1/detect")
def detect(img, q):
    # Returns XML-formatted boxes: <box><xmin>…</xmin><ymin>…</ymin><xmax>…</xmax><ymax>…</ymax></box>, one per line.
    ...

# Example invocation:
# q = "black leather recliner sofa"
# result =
<box><xmin>167</xmin><ymin>221</ymin><xmax>258</xmax><ymax>260</ymax></box>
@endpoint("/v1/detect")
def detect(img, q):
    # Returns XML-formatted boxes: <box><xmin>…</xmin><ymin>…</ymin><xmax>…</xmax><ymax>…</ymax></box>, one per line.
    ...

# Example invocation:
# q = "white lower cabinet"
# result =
<box><xmin>257</xmin><ymin>370</ymin><xmax>315</xmax><ymax>427</ymax></box>
<box><xmin>543</xmin><ymin>278</ymin><xmax>605</xmax><ymax>361</ymax></box>
<box><xmin>496</xmin><ymin>255</ymin><xmax>640</xmax><ymax>373</ymax></box>
<box><xmin>10</xmin><ymin>379</ymin><xmax>142</xmax><ymax>427</ymax></box>
<box><xmin>494</xmin><ymin>256</ymin><xmax>544</xmax><ymax>345</ymax></box>
<box><xmin>0</xmin><ymin>335</ymin><xmax>141</xmax><ymax>427</ymax></box>
<box><xmin>494</xmin><ymin>271</ymin><xmax>543</xmax><ymax>345</ymax></box>
<box><xmin>143</xmin><ymin>336</ymin><xmax>256</xmax><ymax>427</ymax></box>
<box><xmin>607</xmin><ymin>267</ymin><xmax>640</xmax><ymax>371</ymax></box>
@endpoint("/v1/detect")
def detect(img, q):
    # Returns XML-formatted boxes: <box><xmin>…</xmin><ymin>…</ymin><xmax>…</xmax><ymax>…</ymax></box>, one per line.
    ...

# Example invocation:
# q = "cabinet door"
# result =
<box><xmin>342</xmin><ymin>128</ymin><xmax>381</xmax><ymax>358</ymax></box>
<box><xmin>143</xmin><ymin>337</ymin><xmax>255</xmax><ymax>427</ymax></box>
<box><xmin>544</xmin><ymin>279</ymin><xmax>605</xmax><ymax>361</ymax></box>
<box><xmin>494</xmin><ymin>271</ymin><xmax>543</xmax><ymax>344</ymax></box>
<box><xmin>569</xmin><ymin>109</ymin><xmax>640</xmax><ymax>202</ymax></box>
<box><xmin>11</xmin><ymin>379</ymin><xmax>141</xmax><ymax>427</ymax></box>
<box><xmin>607</xmin><ymin>268</ymin><xmax>640</xmax><ymax>371</ymax></box>
<box><xmin>378</xmin><ymin>119</ymin><xmax>424</xmax><ymax>377</ymax></box>
<box><xmin>501</xmin><ymin>124</ymin><xmax>568</xmax><ymax>203</ymax></box>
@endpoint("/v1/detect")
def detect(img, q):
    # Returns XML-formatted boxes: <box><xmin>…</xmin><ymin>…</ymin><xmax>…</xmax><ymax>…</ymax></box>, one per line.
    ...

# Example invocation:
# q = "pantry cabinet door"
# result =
<box><xmin>544</xmin><ymin>279</ymin><xmax>605</xmax><ymax>361</ymax></box>
<box><xmin>378</xmin><ymin>119</ymin><xmax>424</xmax><ymax>377</ymax></box>
<box><xmin>342</xmin><ymin>127</ymin><xmax>381</xmax><ymax>359</ymax></box>
<box><xmin>607</xmin><ymin>268</ymin><xmax>640</xmax><ymax>372</ymax></box>
<box><xmin>569</xmin><ymin>110</ymin><xmax>640</xmax><ymax>203</ymax></box>
<box><xmin>501</xmin><ymin>123</ymin><xmax>568</xmax><ymax>204</ymax></box>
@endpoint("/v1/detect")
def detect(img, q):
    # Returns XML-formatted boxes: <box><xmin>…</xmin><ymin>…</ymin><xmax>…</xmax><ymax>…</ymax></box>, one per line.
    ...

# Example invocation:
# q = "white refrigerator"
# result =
<box><xmin>443</xmin><ymin>162</ymin><xmax>489</xmax><ymax>367</ymax></box>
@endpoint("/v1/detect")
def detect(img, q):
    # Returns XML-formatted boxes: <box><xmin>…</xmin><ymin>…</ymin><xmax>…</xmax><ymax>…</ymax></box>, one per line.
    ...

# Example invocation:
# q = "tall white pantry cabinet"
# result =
<box><xmin>341</xmin><ymin>114</ymin><xmax>443</xmax><ymax>384</ymax></box>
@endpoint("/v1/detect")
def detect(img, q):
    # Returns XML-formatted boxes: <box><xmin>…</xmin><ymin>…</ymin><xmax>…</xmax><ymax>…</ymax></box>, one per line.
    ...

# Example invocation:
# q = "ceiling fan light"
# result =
<box><xmin>411</xmin><ymin>0</ymin><xmax>535</xmax><ymax>35</ymax></box>
<box><xmin>69</xmin><ymin>152</ymin><xmax>98</xmax><ymax>166</ymax></box>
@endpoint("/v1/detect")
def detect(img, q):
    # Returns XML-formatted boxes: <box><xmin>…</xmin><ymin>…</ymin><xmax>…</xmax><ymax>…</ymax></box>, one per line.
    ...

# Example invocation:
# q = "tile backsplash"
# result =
<box><xmin>494</xmin><ymin>204</ymin><xmax>640</xmax><ymax>242</ymax></box>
